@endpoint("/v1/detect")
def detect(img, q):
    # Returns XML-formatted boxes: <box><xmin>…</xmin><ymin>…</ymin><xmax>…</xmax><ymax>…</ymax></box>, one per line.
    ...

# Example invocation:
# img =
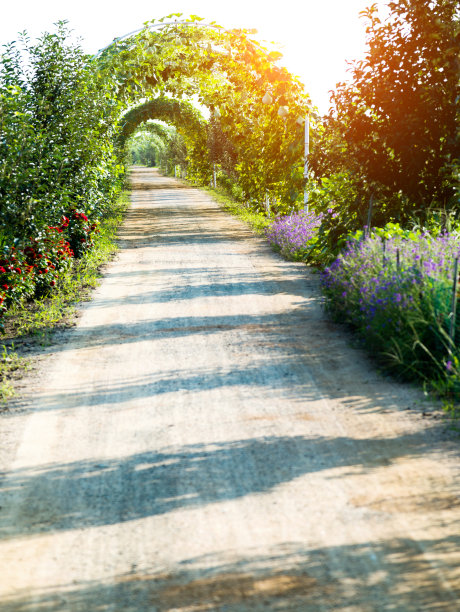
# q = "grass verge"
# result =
<box><xmin>201</xmin><ymin>186</ymin><xmax>270</xmax><ymax>235</ymax></box>
<box><xmin>0</xmin><ymin>191</ymin><xmax>129</xmax><ymax>402</ymax></box>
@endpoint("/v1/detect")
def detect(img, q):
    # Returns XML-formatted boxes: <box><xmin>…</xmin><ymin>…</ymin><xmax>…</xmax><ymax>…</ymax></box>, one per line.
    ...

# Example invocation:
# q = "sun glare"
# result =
<box><xmin>0</xmin><ymin>0</ymin><xmax>374</xmax><ymax>112</ymax></box>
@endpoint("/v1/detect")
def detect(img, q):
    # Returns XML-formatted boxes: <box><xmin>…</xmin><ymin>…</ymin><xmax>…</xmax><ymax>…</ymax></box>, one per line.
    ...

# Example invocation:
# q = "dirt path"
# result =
<box><xmin>0</xmin><ymin>167</ymin><xmax>459</xmax><ymax>611</ymax></box>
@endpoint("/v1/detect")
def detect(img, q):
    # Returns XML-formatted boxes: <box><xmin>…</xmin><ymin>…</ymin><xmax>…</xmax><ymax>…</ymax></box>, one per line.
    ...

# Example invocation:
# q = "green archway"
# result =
<box><xmin>118</xmin><ymin>97</ymin><xmax>207</xmax><ymax>147</ymax></box>
<box><xmin>128</xmin><ymin>121</ymin><xmax>171</xmax><ymax>141</ymax></box>
<box><xmin>98</xmin><ymin>16</ymin><xmax>311</xmax><ymax>208</ymax></box>
<box><xmin>119</xmin><ymin>96</ymin><xmax>210</xmax><ymax>181</ymax></box>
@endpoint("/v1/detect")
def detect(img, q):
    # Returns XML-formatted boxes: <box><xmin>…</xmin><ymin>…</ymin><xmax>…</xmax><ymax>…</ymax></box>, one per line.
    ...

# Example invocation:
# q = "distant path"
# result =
<box><xmin>0</xmin><ymin>167</ymin><xmax>459</xmax><ymax>611</ymax></box>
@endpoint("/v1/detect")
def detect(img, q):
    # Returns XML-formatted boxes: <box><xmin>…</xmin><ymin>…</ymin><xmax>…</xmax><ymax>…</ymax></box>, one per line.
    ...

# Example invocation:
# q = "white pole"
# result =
<box><xmin>304</xmin><ymin>113</ymin><xmax>310</xmax><ymax>212</ymax></box>
<box><xmin>265</xmin><ymin>192</ymin><xmax>271</xmax><ymax>217</ymax></box>
<box><xmin>213</xmin><ymin>164</ymin><xmax>217</xmax><ymax>189</ymax></box>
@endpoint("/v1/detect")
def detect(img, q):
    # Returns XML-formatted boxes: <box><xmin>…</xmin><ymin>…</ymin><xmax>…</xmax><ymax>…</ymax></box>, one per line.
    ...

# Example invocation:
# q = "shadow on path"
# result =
<box><xmin>1</xmin><ymin>430</ymin><xmax>456</xmax><ymax>541</ymax></box>
<box><xmin>2</xmin><ymin>538</ymin><xmax>459</xmax><ymax>611</ymax></box>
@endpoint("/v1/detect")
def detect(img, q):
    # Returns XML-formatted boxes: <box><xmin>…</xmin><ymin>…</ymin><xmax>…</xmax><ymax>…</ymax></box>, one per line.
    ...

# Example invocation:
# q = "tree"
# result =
<box><xmin>329</xmin><ymin>0</ymin><xmax>459</xmax><ymax>216</ymax></box>
<box><xmin>0</xmin><ymin>24</ymin><xmax>123</xmax><ymax>238</ymax></box>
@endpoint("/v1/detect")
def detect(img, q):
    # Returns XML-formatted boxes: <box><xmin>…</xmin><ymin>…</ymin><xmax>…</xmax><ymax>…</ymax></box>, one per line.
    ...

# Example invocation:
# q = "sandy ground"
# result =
<box><xmin>0</xmin><ymin>167</ymin><xmax>459</xmax><ymax>611</ymax></box>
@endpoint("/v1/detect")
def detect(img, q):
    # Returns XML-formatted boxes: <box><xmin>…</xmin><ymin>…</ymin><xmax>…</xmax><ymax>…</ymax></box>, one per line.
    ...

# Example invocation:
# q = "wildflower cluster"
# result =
<box><xmin>265</xmin><ymin>211</ymin><xmax>324</xmax><ymax>260</ymax></box>
<box><xmin>322</xmin><ymin>231</ymin><xmax>460</xmax><ymax>394</ymax></box>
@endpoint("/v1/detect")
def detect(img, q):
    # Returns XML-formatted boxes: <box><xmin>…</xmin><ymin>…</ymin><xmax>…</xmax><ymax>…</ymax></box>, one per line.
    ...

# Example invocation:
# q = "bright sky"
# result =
<box><xmin>0</xmin><ymin>0</ymin><xmax>376</xmax><ymax>113</ymax></box>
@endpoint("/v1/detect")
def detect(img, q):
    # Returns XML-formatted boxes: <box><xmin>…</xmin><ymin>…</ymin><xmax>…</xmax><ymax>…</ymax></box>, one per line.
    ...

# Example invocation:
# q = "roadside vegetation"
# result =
<box><xmin>0</xmin><ymin>0</ymin><xmax>458</xmax><ymax>405</ymax></box>
<box><xmin>0</xmin><ymin>193</ymin><xmax>128</xmax><ymax>402</ymax></box>
<box><xmin>322</xmin><ymin>226</ymin><xmax>460</xmax><ymax>408</ymax></box>
<box><xmin>270</xmin><ymin>0</ymin><xmax>459</xmax><ymax>406</ymax></box>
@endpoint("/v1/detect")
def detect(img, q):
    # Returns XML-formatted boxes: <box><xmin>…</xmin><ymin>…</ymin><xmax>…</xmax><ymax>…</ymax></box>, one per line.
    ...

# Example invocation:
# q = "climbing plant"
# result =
<box><xmin>97</xmin><ymin>15</ymin><xmax>311</xmax><ymax>207</ymax></box>
<box><xmin>117</xmin><ymin>96</ymin><xmax>210</xmax><ymax>181</ymax></box>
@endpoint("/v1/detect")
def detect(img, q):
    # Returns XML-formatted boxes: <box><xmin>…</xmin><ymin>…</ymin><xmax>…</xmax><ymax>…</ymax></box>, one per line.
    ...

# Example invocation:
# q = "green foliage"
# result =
<box><xmin>207</xmin><ymin>114</ymin><xmax>238</xmax><ymax>177</ymax></box>
<box><xmin>118</xmin><ymin>97</ymin><xmax>210</xmax><ymax>181</ymax></box>
<box><xmin>0</xmin><ymin>23</ymin><xmax>124</xmax><ymax>239</ymax></box>
<box><xmin>306</xmin><ymin>172</ymin><xmax>365</xmax><ymax>257</ymax></box>
<box><xmin>158</xmin><ymin>132</ymin><xmax>188</xmax><ymax>175</ymax></box>
<box><xmin>98</xmin><ymin>18</ymin><xmax>310</xmax><ymax>206</ymax></box>
<box><xmin>322</xmin><ymin>0</ymin><xmax>459</xmax><ymax>216</ymax></box>
<box><xmin>128</xmin><ymin>123</ymin><xmax>173</xmax><ymax>167</ymax></box>
<box><xmin>129</xmin><ymin>132</ymin><xmax>162</xmax><ymax>167</ymax></box>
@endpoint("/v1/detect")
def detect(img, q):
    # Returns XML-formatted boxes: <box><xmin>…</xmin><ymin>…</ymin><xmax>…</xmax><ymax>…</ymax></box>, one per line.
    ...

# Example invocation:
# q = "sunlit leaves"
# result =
<box><xmin>97</xmin><ymin>15</ymin><xmax>311</xmax><ymax>205</ymax></box>
<box><xmin>329</xmin><ymin>0</ymin><xmax>459</xmax><ymax>212</ymax></box>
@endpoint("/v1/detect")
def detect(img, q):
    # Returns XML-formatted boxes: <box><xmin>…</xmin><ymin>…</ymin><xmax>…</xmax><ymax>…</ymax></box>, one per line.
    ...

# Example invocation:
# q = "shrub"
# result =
<box><xmin>321</xmin><ymin>231</ymin><xmax>460</xmax><ymax>396</ymax></box>
<box><xmin>0</xmin><ymin>23</ymin><xmax>123</xmax><ymax>240</ymax></box>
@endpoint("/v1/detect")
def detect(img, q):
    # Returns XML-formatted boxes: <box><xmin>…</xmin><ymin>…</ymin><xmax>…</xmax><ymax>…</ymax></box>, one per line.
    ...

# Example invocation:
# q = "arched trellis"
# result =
<box><xmin>98</xmin><ymin>16</ymin><xmax>311</xmax><ymax>210</ymax></box>
<box><xmin>118</xmin><ymin>96</ymin><xmax>211</xmax><ymax>180</ymax></box>
<box><xmin>130</xmin><ymin>122</ymin><xmax>171</xmax><ymax>141</ymax></box>
<box><xmin>96</xmin><ymin>19</ymin><xmax>222</xmax><ymax>57</ymax></box>
<box><xmin>127</xmin><ymin>121</ymin><xmax>173</xmax><ymax>168</ymax></box>
<box><xmin>117</xmin><ymin>96</ymin><xmax>207</xmax><ymax>147</ymax></box>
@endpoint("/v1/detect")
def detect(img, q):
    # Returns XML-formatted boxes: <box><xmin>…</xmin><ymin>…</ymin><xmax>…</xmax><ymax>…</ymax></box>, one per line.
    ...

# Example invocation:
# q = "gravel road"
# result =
<box><xmin>0</xmin><ymin>167</ymin><xmax>459</xmax><ymax>611</ymax></box>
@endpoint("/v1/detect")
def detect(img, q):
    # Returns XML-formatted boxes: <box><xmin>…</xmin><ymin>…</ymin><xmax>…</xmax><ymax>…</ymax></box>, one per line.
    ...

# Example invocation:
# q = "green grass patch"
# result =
<box><xmin>0</xmin><ymin>344</ymin><xmax>29</xmax><ymax>403</ymax></box>
<box><xmin>201</xmin><ymin>186</ymin><xmax>270</xmax><ymax>235</ymax></box>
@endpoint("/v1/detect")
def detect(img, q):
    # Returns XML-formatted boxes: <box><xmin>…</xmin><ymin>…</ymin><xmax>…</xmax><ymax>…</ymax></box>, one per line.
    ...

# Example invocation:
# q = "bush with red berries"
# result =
<box><xmin>23</xmin><ymin>223</ymin><xmax>75</xmax><ymax>297</ymax></box>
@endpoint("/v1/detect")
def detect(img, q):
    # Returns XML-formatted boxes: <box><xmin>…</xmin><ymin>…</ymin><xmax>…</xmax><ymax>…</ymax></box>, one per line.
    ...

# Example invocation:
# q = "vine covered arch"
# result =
<box><xmin>119</xmin><ymin>96</ymin><xmax>210</xmax><ymax>179</ymax></box>
<box><xmin>118</xmin><ymin>97</ymin><xmax>207</xmax><ymax>147</ymax></box>
<box><xmin>98</xmin><ymin>15</ymin><xmax>312</xmax><ymax>208</ymax></box>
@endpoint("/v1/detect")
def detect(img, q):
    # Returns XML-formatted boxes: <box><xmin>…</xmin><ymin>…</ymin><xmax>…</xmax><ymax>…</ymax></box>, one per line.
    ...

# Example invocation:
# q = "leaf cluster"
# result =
<box><xmin>0</xmin><ymin>23</ymin><xmax>124</xmax><ymax>240</ymax></box>
<box><xmin>323</xmin><ymin>0</ymin><xmax>459</xmax><ymax>215</ymax></box>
